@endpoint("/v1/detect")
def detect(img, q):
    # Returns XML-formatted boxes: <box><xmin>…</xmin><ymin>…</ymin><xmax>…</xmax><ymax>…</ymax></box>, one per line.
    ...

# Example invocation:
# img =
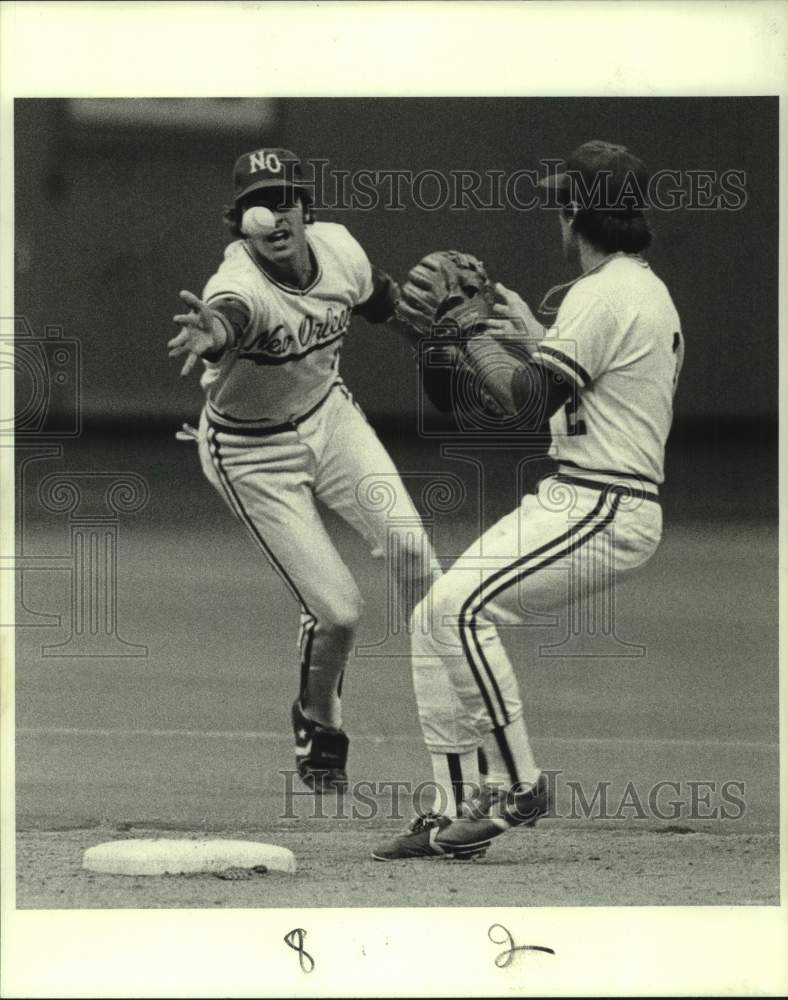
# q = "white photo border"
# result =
<box><xmin>1</xmin><ymin>2</ymin><xmax>786</xmax><ymax>996</ymax></box>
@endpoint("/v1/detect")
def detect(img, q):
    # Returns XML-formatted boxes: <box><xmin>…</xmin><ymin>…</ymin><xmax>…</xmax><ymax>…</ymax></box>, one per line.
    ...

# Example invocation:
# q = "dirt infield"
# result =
<box><xmin>14</xmin><ymin>437</ymin><xmax>780</xmax><ymax>912</ymax></box>
<box><xmin>16</xmin><ymin>824</ymin><xmax>779</xmax><ymax>909</ymax></box>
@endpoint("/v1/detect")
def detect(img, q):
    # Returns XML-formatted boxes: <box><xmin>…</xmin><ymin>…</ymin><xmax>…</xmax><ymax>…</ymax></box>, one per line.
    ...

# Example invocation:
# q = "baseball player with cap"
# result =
<box><xmin>168</xmin><ymin>147</ymin><xmax>441</xmax><ymax>792</ymax></box>
<box><xmin>374</xmin><ymin>140</ymin><xmax>684</xmax><ymax>860</ymax></box>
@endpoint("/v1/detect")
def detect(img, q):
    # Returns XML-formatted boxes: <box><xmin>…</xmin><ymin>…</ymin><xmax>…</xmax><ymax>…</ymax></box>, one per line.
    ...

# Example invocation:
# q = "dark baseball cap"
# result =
<box><xmin>539</xmin><ymin>140</ymin><xmax>650</xmax><ymax>212</ymax></box>
<box><xmin>232</xmin><ymin>147</ymin><xmax>312</xmax><ymax>203</ymax></box>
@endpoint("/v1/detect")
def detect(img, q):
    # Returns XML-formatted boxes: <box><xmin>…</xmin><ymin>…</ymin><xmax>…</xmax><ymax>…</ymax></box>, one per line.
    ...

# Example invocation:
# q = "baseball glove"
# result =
<box><xmin>395</xmin><ymin>250</ymin><xmax>495</xmax><ymax>339</ymax></box>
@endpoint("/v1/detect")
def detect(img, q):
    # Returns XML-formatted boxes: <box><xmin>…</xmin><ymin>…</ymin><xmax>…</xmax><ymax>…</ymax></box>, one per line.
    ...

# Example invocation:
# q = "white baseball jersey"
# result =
<box><xmin>531</xmin><ymin>255</ymin><xmax>683</xmax><ymax>485</ymax></box>
<box><xmin>200</xmin><ymin>222</ymin><xmax>374</xmax><ymax>429</ymax></box>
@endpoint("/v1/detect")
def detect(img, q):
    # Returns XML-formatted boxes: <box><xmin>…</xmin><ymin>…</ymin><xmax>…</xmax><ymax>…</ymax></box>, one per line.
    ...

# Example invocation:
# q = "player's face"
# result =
<box><xmin>246</xmin><ymin>187</ymin><xmax>308</xmax><ymax>265</ymax></box>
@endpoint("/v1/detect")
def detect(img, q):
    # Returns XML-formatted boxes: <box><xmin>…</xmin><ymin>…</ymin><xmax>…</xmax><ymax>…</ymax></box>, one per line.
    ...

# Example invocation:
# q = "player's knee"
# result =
<box><xmin>435</xmin><ymin>572</ymin><xmax>466</xmax><ymax>619</ymax></box>
<box><xmin>322</xmin><ymin>592</ymin><xmax>364</xmax><ymax>636</ymax></box>
<box><xmin>410</xmin><ymin>573</ymin><xmax>463</xmax><ymax>633</ymax></box>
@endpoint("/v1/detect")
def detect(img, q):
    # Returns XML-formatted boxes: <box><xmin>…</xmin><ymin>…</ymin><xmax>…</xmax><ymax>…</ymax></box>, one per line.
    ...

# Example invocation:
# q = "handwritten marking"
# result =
<box><xmin>488</xmin><ymin>923</ymin><xmax>555</xmax><ymax>968</ymax></box>
<box><xmin>284</xmin><ymin>928</ymin><xmax>315</xmax><ymax>973</ymax></box>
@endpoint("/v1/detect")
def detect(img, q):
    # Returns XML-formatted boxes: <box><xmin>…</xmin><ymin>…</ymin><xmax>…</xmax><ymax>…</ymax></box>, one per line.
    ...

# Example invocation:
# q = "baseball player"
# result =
<box><xmin>374</xmin><ymin>140</ymin><xmax>684</xmax><ymax>859</ymax></box>
<box><xmin>167</xmin><ymin>147</ymin><xmax>440</xmax><ymax>792</ymax></box>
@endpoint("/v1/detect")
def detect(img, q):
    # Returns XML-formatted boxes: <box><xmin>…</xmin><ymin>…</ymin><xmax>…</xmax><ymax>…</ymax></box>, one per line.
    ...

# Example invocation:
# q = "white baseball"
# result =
<box><xmin>242</xmin><ymin>206</ymin><xmax>277</xmax><ymax>236</ymax></box>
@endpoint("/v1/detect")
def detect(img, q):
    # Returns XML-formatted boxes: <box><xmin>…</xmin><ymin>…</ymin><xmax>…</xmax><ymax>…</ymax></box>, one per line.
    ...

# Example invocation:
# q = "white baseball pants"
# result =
<box><xmin>410</xmin><ymin>473</ymin><xmax>663</xmax><ymax>752</ymax></box>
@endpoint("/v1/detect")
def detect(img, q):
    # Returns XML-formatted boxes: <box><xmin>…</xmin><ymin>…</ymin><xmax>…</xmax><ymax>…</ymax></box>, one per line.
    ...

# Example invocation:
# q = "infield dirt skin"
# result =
<box><xmin>16</xmin><ymin>825</ymin><xmax>779</xmax><ymax>909</ymax></box>
<box><xmin>14</xmin><ymin>436</ymin><xmax>779</xmax><ymax>910</ymax></box>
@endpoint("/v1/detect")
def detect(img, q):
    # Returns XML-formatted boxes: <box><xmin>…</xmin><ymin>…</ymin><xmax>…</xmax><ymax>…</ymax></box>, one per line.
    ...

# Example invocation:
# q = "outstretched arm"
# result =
<box><xmin>168</xmin><ymin>290</ymin><xmax>248</xmax><ymax>376</ymax></box>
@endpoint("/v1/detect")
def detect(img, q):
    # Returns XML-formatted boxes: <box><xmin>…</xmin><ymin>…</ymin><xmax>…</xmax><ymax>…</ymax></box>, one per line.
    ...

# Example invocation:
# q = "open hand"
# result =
<box><xmin>168</xmin><ymin>290</ymin><xmax>225</xmax><ymax>376</ymax></box>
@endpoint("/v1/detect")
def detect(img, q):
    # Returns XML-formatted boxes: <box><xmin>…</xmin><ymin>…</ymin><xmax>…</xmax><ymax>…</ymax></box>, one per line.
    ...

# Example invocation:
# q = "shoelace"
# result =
<box><xmin>409</xmin><ymin>812</ymin><xmax>443</xmax><ymax>833</ymax></box>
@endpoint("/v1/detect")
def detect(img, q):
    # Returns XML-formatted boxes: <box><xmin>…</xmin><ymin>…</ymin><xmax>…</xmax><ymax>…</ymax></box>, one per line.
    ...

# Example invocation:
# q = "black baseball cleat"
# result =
<box><xmin>291</xmin><ymin>700</ymin><xmax>349</xmax><ymax>793</ymax></box>
<box><xmin>435</xmin><ymin>771</ymin><xmax>552</xmax><ymax>854</ymax></box>
<box><xmin>371</xmin><ymin>812</ymin><xmax>489</xmax><ymax>862</ymax></box>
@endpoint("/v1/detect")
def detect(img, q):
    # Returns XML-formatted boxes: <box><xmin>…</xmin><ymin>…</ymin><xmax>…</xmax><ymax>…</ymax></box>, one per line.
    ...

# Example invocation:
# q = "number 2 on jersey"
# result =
<box><xmin>564</xmin><ymin>393</ymin><xmax>587</xmax><ymax>436</ymax></box>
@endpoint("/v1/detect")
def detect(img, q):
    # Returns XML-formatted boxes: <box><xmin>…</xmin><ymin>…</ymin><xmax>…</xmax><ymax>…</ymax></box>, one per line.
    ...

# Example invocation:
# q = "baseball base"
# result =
<box><xmin>82</xmin><ymin>838</ymin><xmax>296</xmax><ymax>876</ymax></box>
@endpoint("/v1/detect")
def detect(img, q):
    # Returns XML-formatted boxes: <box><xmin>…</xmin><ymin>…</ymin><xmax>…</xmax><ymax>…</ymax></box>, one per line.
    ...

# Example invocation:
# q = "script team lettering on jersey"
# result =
<box><xmin>200</xmin><ymin>222</ymin><xmax>374</xmax><ymax>428</ymax></box>
<box><xmin>241</xmin><ymin>305</ymin><xmax>353</xmax><ymax>363</ymax></box>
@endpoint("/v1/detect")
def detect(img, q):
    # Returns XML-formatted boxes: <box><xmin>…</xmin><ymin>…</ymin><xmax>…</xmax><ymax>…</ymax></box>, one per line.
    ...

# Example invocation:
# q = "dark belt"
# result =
<box><xmin>208</xmin><ymin>382</ymin><xmax>340</xmax><ymax>437</ymax></box>
<box><xmin>553</xmin><ymin>473</ymin><xmax>661</xmax><ymax>506</ymax></box>
<box><xmin>556</xmin><ymin>459</ymin><xmax>659</xmax><ymax>488</ymax></box>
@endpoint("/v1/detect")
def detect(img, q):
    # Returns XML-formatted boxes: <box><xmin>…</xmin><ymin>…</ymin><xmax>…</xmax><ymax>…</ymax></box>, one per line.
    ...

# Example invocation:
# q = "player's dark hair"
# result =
<box><xmin>565</xmin><ymin>206</ymin><xmax>653</xmax><ymax>254</ymax></box>
<box><xmin>222</xmin><ymin>189</ymin><xmax>315</xmax><ymax>239</ymax></box>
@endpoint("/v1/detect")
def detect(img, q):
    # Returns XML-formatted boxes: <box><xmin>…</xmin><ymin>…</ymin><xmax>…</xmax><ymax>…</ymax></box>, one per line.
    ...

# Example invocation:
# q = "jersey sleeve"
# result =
<box><xmin>337</xmin><ymin>226</ymin><xmax>375</xmax><ymax>306</ymax></box>
<box><xmin>327</xmin><ymin>223</ymin><xmax>398</xmax><ymax>321</ymax></box>
<box><xmin>202</xmin><ymin>242</ymin><xmax>257</xmax><ymax>315</ymax></box>
<box><xmin>200</xmin><ymin>241</ymin><xmax>271</xmax><ymax>351</ymax></box>
<box><xmin>201</xmin><ymin>298</ymin><xmax>250</xmax><ymax>362</ymax></box>
<box><xmin>353</xmin><ymin>266</ymin><xmax>399</xmax><ymax>322</ymax></box>
<box><xmin>531</xmin><ymin>285</ymin><xmax>620</xmax><ymax>391</ymax></box>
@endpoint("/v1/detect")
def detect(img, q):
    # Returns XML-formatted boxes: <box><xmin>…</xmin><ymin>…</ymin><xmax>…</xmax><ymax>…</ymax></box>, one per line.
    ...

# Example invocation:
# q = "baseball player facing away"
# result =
<box><xmin>168</xmin><ymin>148</ymin><xmax>441</xmax><ymax>792</ymax></box>
<box><xmin>374</xmin><ymin>141</ymin><xmax>684</xmax><ymax>860</ymax></box>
